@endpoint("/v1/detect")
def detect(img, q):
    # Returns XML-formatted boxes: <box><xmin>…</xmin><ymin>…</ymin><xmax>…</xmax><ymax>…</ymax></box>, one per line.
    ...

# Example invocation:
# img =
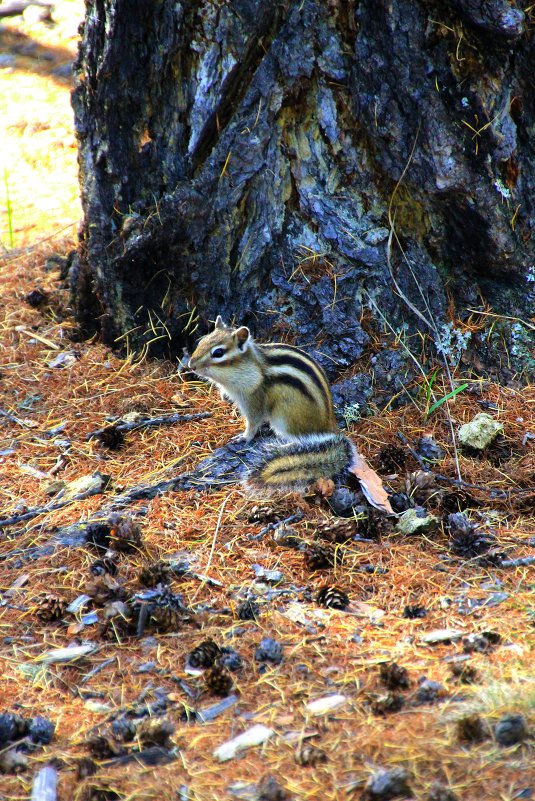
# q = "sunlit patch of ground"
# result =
<box><xmin>0</xmin><ymin>1</ymin><xmax>83</xmax><ymax>250</ymax></box>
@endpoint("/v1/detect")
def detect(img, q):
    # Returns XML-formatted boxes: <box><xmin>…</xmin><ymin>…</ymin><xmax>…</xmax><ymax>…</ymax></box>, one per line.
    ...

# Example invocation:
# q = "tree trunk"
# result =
<box><xmin>71</xmin><ymin>0</ymin><xmax>535</xmax><ymax>398</ymax></box>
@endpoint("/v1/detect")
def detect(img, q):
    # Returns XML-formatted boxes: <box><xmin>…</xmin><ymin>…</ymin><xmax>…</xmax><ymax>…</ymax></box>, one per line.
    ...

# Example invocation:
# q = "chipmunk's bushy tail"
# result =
<box><xmin>245</xmin><ymin>433</ymin><xmax>357</xmax><ymax>493</ymax></box>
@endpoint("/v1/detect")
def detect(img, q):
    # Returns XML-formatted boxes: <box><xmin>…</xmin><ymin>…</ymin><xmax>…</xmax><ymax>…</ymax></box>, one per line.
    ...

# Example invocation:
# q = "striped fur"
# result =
<box><xmin>189</xmin><ymin>320</ymin><xmax>355</xmax><ymax>491</ymax></box>
<box><xmin>246</xmin><ymin>433</ymin><xmax>357</xmax><ymax>493</ymax></box>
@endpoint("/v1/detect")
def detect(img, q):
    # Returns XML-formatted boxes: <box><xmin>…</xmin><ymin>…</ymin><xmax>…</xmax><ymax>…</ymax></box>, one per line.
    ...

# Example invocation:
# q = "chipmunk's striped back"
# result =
<box><xmin>188</xmin><ymin>317</ymin><xmax>355</xmax><ymax>491</ymax></box>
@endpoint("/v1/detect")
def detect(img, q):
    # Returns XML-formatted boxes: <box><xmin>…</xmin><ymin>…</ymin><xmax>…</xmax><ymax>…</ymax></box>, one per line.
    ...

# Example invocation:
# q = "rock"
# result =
<box><xmin>213</xmin><ymin>724</ymin><xmax>274</xmax><ymax>762</ymax></box>
<box><xmin>415</xmin><ymin>679</ymin><xmax>446</xmax><ymax>704</ymax></box>
<box><xmin>305</xmin><ymin>694</ymin><xmax>348</xmax><ymax>716</ymax></box>
<box><xmin>420</xmin><ymin>629</ymin><xmax>465</xmax><ymax>645</ymax></box>
<box><xmin>0</xmin><ymin>748</ymin><xmax>28</xmax><ymax>774</ymax></box>
<box><xmin>416</xmin><ymin>435</ymin><xmax>445</xmax><ymax>462</ymax></box>
<box><xmin>427</xmin><ymin>781</ymin><xmax>458</xmax><ymax>801</ymax></box>
<box><xmin>47</xmin><ymin>351</ymin><xmax>78</xmax><ymax>369</ymax></box>
<box><xmin>458</xmin><ymin>413</ymin><xmax>504</xmax><ymax>450</ymax></box>
<box><xmin>254</xmin><ymin>637</ymin><xmax>283</xmax><ymax>665</ymax></box>
<box><xmin>396</xmin><ymin>508</ymin><xmax>438</xmax><ymax>535</ymax></box>
<box><xmin>327</xmin><ymin>487</ymin><xmax>363</xmax><ymax>517</ymax></box>
<box><xmin>29</xmin><ymin>716</ymin><xmax>55</xmax><ymax>744</ymax></box>
<box><xmin>362</xmin><ymin>766</ymin><xmax>412</xmax><ymax>800</ymax></box>
<box><xmin>494</xmin><ymin>713</ymin><xmax>528</xmax><ymax>746</ymax></box>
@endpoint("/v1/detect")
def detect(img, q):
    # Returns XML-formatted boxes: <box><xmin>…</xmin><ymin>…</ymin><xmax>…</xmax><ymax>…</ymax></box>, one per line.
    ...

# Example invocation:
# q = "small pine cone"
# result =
<box><xmin>294</xmin><ymin>742</ymin><xmax>328</xmax><ymax>766</ymax></box>
<box><xmin>406</xmin><ymin>470</ymin><xmax>440</xmax><ymax>505</ymax></box>
<box><xmin>402</xmin><ymin>604</ymin><xmax>427</xmax><ymax>619</ymax></box>
<box><xmin>450</xmin><ymin>662</ymin><xmax>478</xmax><ymax>684</ymax></box>
<box><xmin>204</xmin><ymin>664</ymin><xmax>234</xmax><ymax>697</ymax></box>
<box><xmin>314</xmin><ymin>518</ymin><xmax>356</xmax><ymax>544</ymax></box>
<box><xmin>187</xmin><ymin>638</ymin><xmax>221</xmax><ymax>669</ymax></box>
<box><xmin>236</xmin><ymin>599</ymin><xmax>260</xmax><ymax>621</ymax></box>
<box><xmin>446</xmin><ymin>513</ymin><xmax>495</xmax><ymax>558</ymax></box>
<box><xmin>257</xmin><ymin>775</ymin><xmax>290</xmax><ymax>801</ymax></box>
<box><xmin>370</xmin><ymin>692</ymin><xmax>405</xmax><ymax>715</ymax></box>
<box><xmin>303</xmin><ymin>543</ymin><xmax>341</xmax><ymax>571</ymax></box>
<box><xmin>86</xmin><ymin>573</ymin><xmax>125</xmax><ymax>606</ymax></box>
<box><xmin>78</xmin><ymin>783</ymin><xmax>121</xmax><ymax>801</ymax></box>
<box><xmin>86</xmin><ymin>731</ymin><xmax>126</xmax><ymax>759</ymax></box>
<box><xmin>139</xmin><ymin>560</ymin><xmax>172</xmax><ymax>587</ymax></box>
<box><xmin>378</xmin><ymin>444</ymin><xmax>406</xmax><ymax>473</ymax></box>
<box><xmin>456</xmin><ymin>713</ymin><xmax>490</xmax><ymax>743</ymax></box>
<box><xmin>316</xmin><ymin>585</ymin><xmax>349</xmax><ymax>610</ymax></box>
<box><xmin>89</xmin><ymin>555</ymin><xmax>118</xmax><ymax>577</ymax></box>
<box><xmin>98</xmin><ymin>601</ymin><xmax>134</xmax><ymax>641</ymax></box>
<box><xmin>149</xmin><ymin>604</ymin><xmax>186</xmax><ymax>633</ymax></box>
<box><xmin>75</xmin><ymin>757</ymin><xmax>98</xmax><ymax>781</ymax></box>
<box><xmin>247</xmin><ymin>505</ymin><xmax>280</xmax><ymax>524</ymax></box>
<box><xmin>95</xmin><ymin>424</ymin><xmax>125</xmax><ymax>450</ymax></box>
<box><xmin>379</xmin><ymin>662</ymin><xmax>410</xmax><ymax>690</ymax></box>
<box><xmin>34</xmin><ymin>592</ymin><xmax>68</xmax><ymax>623</ymax></box>
<box><xmin>271</xmin><ymin>524</ymin><xmax>301</xmax><ymax>548</ymax></box>
<box><xmin>147</xmin><ymin>588</ymin><xmax>193</xmax><ymax>632</ymax></box>
<box><xmin>108</xmin><ymin>513</ymin><xmax>143</xmax><ymax>552</ymax></box>
<box><xmin>136</xmin><ymin>716</ymin><xmax>175</xmax><ymax>747</ymax></box>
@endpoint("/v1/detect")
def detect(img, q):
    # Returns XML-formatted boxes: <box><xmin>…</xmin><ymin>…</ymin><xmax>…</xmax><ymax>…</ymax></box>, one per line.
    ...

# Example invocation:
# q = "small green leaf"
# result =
<box><xmin>427</xmin><ymin>383</ymin><xmax>468</xmax><ymax>416</ymax></box>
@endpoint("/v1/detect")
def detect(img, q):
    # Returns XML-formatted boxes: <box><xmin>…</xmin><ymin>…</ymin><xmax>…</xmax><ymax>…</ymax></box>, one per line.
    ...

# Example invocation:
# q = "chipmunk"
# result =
<box><xmin>188</xmin><ymin>316</ymin><xmax>358</xmax><ymax>491</ymax></box>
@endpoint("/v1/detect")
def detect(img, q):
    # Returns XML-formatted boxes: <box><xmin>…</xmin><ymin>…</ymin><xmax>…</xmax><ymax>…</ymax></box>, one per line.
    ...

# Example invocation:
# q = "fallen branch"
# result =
<box><xmin>396</xmin><ymin>432</ymin><xmax>533</xmax><ymax>498</ymax></box>
<box><xmin>500</xmin><ymin>555</ymin><xmax>535</xmax><ymax>568</ymax></box>
<box><xmin>86</xmin><ymin>411</ymin><xmax>211</xmax><ymax>440</ymax></box>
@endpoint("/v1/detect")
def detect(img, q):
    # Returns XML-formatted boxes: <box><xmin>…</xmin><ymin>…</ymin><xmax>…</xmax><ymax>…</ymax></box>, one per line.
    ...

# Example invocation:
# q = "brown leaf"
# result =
<box><xmin>314</xmin><ymin>477</ymin><xmax>335</xmax><ymax>497</ymax></box>
<box><xmin>350</xmin><ymin>453</ymin><xmax>394</xmax><ymax>514</ymax></box>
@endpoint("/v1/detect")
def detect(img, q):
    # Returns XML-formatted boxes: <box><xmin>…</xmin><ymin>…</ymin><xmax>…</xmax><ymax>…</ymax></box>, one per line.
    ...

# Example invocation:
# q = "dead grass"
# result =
<box><xmin>0</xmin><ymin>7</ymin><xmax>534</xmax><ymax>801</ymax></box>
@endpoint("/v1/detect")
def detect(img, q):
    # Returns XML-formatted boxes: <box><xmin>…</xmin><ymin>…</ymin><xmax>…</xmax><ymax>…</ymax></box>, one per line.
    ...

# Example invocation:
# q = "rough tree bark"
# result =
<box><xmin>71</xmin><ymin>0</ymin><xmax>535</xmax><ymax>403</ymax></box>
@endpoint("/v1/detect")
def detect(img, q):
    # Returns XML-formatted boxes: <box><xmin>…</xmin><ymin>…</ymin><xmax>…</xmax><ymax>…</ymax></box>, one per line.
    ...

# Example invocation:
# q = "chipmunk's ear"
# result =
<box><xmin>214</xmin><ymin>315</ymin><xmax>226</xmax><ymax>330</ymax></box>
<box><xmin>235</xmin><ymin>326</ymin><xmax>250</xmax><ymax>350</ymax></box>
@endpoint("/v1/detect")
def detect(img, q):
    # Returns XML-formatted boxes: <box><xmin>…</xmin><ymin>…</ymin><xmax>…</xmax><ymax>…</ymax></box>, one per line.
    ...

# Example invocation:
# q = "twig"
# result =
<box><xmin>397</xmin><ymin>433</ymin><xmax>532</xmax><ymax>497</ymax></box>
<box><xmin>31</xmin><ymin>766</ymin><xmax>57</xmax><ymax>801</ymax></box>
<box><xmin>86</xmin><ymin>411</ymin><xmax>211</xmax><ymax>440</ymax></box>
<box><xmin>192</xmin><ymin>495</ymin><xmax>230</xmax><ymax>600</ymax></box>
<box><xmin>500</xmin><ymin>555</ymin><xmax>535</xmax><ymax>568</ymax></box>
<box><xmin>0</xmin><ymin>408</ymin><xmax>34</xmax><ymax>428</ymax></box>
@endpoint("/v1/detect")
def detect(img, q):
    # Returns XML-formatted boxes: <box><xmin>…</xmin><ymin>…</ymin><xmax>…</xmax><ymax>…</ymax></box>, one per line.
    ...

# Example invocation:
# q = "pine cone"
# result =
<box><xmin>303</xmin><ymin>543</ymin><xmax>341</xmax><ymax>571</ymax></box>
<box><xmin>204</xmin><ymin>664</ymin><xmax>234</xmax><ymax>697</ymax></box>
<box><xmin>86</xmin><ymin>573</ymin><xmax>125</xmax><ymax>606</ymax></box>
<box><xmin>108</xmin><ymin>513</ymin><xmax>143</xmax><ymax>552</ymax></box>
<box><xmin>86</xmin><ymin>731</ymin><xmax>126</xmax><ymax>759</ymax></box>
<box><xmin>136</xmin><ymin>716</ymin><xmax>174</xmax><ymax>747</ymax></box>
<box><xmin>313</xmin><ymin>518</ymin><xmax>356</xmax><ymax>544</ymax></box>
<box><xmin>378</xmin><ymin>444</ymin><xmax>406</xmax><ymax>473</ymax></box>
<box><xmin>236</xmin><ymin>599</ymin><xmax>260</xmax><ymax>621</ymax></box>
<box><xmin>247</xmin><ymin>505</ymin><xmax>281</xmax><ymax>524</ymax></box>
<box><xmin>95</xmin><ymin>424</ymin><xmax>125</xmax><ymax>450</ymax></box>
<box><xmin>144</xmin><ymin>588</ymin><xmax>194</xmax><ymax>633</ymax></box>
<box><xmin>370</xmin><ymin>692</ymin><xmax>405</xmax><ymax>715</ymax></box>
<box><xmin>139</xmin><ymin>560</ymin><xmax>172</xmax><ymax>587</ymax></box>
<box><xmin>89</xmin><ymin>554</ymin><xmax>118</xmax><ymax>577</ymax></box>
<box><xmin>379</xmin><ymin>662</ymin><xmax>410</xmax><ymax>690</ymax></box>
<box><xmin>98</xmin><ymin>601</ymin><xmax>134</xmax><ymax>641</ymax></box>
<box><xmin>294</xmin><ymin>742</ymin><xmax>328</xmax><ymax>766</ymax></box>
<box><xmin>187</xmin><ymin>638</ymin><xmax>221</xmax><ymax>669</ymax></box>
<box><xmin>316</xmin><ymin>585</ymin><xmax>349</xmax><ymax>610</ymax></box>
<box><xmin>406</xmin><ymin>470</ymin><xmax>440</xmax><ymax>505</ymax></box>
<box><xmin>446</xmin><ymin>512</ymin><xmax>495</xmax><ymax>557</ymax></box>
<box><xmin>34</xmin><ymin>592</ymin><xmax>68</xmax><ymax>623</ymax></box>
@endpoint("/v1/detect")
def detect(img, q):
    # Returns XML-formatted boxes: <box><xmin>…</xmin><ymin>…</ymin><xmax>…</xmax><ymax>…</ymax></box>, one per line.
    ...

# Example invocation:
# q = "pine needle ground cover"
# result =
<box><xmin>0</xmin><ymin>8</ymin><xmax>533</xmax><ymax>801</ymax></box>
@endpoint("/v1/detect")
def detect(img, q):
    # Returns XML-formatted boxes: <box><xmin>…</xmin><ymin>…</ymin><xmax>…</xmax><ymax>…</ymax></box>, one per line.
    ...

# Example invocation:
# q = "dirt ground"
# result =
<box><xmin>0</xmin><ymin>5</ymin><xmax>534</xmax><ymax>801</ymax></box>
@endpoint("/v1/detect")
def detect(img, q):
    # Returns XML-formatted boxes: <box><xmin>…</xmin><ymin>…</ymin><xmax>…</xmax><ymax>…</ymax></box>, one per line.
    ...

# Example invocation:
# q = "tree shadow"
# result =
<box><xmin>0</xmin><ymin>25</ymin><xmax>76</xmax><ymax>85</ymax></box>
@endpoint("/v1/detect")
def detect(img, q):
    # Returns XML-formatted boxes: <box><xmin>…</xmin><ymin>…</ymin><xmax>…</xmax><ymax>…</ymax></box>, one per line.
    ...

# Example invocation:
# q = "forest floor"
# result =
<box><xmin>0</xmin><ymin>6</ymin><xmax>534</xmax><ymax>801</ymax></box>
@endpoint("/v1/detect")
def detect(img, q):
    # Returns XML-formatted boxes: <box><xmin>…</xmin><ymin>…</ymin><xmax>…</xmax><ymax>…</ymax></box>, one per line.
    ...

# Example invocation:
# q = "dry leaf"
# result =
<box><xmin>314</xmin><ymin>477</ymin><xmax>335</xmax><ymax>497</ymax></box>
<box><xmin>350</xmin><ymin>452</ymin><xmax>394</xmax><ymax>514</ymax></box>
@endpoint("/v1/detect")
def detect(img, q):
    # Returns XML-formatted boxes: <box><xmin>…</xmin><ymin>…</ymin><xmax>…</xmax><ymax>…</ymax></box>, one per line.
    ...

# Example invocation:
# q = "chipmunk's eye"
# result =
<box><xmin>211</xmin><ymin>346</ymin><xmax>226</xmax><ymax>359</ymax></box>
